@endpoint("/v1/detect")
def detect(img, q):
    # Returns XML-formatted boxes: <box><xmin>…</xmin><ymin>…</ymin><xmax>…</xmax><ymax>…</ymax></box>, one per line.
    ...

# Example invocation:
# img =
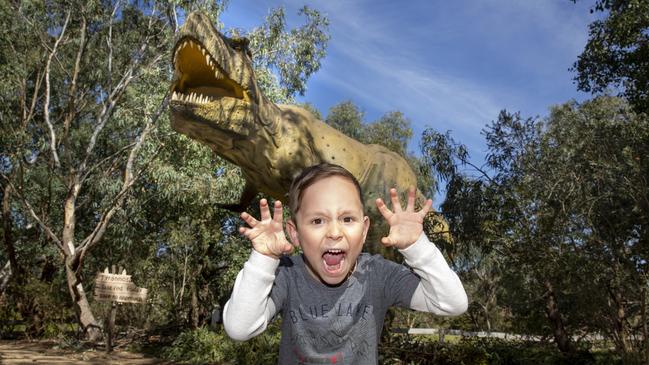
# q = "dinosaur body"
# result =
<box><xmin>169</xmin><ymin>12</ymin><xmax>447</xmax><ymax>247</ymax></box>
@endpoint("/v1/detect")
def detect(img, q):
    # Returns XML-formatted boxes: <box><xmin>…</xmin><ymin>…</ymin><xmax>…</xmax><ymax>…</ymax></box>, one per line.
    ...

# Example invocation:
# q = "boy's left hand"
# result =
<box><xmin>375</xmin><ymin>186</ymin><xmax>432</xmax><ymax>250</ymax></box>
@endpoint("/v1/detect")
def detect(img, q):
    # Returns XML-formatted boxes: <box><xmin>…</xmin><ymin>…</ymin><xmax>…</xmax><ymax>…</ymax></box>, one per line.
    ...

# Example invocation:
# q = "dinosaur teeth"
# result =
<box><xmin>171</xmin><ymin>91</ymin><xmax>214</xmax><ymax>104</ymax></box>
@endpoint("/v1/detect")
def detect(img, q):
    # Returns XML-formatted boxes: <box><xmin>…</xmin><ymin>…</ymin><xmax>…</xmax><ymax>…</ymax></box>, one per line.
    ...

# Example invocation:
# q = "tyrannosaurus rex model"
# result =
<box><xmin>169</xmin><ymin>12</ymin><xmax>449</xmax><ymax>249</ymax></box>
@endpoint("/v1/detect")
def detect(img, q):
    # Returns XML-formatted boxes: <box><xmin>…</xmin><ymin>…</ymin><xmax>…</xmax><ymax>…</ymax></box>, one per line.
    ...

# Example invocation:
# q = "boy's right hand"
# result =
<box><xmin>239</xmin><ymin>199</ymin><xmax>293</xmax><ymax>259</ymax></box>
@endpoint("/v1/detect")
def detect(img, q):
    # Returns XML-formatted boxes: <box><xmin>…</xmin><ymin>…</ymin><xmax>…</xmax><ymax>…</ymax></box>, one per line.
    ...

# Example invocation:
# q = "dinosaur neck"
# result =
<box><xmin>256</xmin><ymin>94</ymin><xmax>283</xmax><ymax>137</ymax></box>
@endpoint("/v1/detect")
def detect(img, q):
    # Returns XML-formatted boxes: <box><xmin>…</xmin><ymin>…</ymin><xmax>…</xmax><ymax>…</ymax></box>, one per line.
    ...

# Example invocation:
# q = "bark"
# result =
<box><xmin>543</xmin><ymin>280</ymin><xmax>573</xmax><ymax>353</ymax></box>
<box><xmin>2</xmin><ymin>183</ymin><xmax>20</xmax><ymax>282</ymax></box>
<box><xmin>190</xmin><ymin>280</ymin><xmax>199</xmax><ymax>329</ymax></box>
<box><xmin>608</xmin><ymin>286</ymin><xmax>631</xmax><ymax>353</ymax></box>
<box><xmin>0</xmin><ymin>261</ymin><xmax>11</xmax><ymax>293</ymax></box>
<box><xmin>642</xmin><ymin>286</ymin><xmax>649</xmax><ymax>365</ymax></box>
<box><xmin>65</xmin><ymin>258</ymin><xmax>101</xmax><ymax>341</ymax></box>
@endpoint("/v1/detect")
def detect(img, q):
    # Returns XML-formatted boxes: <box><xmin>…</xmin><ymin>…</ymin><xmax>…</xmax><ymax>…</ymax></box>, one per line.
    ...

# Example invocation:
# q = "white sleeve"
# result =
<box><xmin>223</xmin><ymin>250</ymin><xmax>279</xmax><ymax>341</ymax></box>
<box><xmin>398</xmin><ymin>233</ymin><xmax>468</xmax><ymax>316</ymax></box>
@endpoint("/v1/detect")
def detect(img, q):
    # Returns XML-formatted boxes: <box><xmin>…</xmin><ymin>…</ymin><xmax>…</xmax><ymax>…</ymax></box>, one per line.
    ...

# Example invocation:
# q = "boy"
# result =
<box><xmin>224</xmin><ymin>163</ymin><xmax>467</xmax><ymax>364</ymax></box>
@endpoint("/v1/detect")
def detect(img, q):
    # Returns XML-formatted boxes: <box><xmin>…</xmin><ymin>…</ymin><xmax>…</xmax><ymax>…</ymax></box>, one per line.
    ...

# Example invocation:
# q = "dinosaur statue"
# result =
<box><xmin>169</xmin><ymin>12</ymin><xmax>450</xmax><ymax>250</ymax></box>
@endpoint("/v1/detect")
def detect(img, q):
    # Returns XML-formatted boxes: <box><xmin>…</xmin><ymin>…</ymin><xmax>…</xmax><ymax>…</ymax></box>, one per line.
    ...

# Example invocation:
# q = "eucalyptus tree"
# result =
<box><xmin>534</xmin><ymin>96</ymin><xmax>649</xmax><ymax>355</ymax></box>
<box><xmin>474</xmin><ymin>98</ymin><xmax>649</xmax><ymax>354</ymax></box>
<box><xmin>0</xmin><ymin>0</ymin><xmax>330</xmax><ymax>340</ymax></box>
<box><xmin>0</xmin><ymin>0</ymin><xmax>181</xmax><ymax>340</ymax></box>
<box><xmin>419</xmin><ymin>129</ymin><xmax>509</xmax><ymax>333</ymax></box>
<box><xmin>93</xmin><ymin>4</ymin><xmax>331</xmax><ymax>329</ymax></box>
<box><xmin>325</xmin><ymin>100</ymin><xmax>365</xmax><ymax>141</ymax></box>
<box><xmin>572</xmin><ymin>0</ymin><xmax>649</xmax><ymax>114</ymax></box>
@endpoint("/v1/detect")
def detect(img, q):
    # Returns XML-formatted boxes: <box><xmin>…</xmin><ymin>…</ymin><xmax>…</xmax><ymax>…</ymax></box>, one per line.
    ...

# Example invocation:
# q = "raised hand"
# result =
<box><xmin>375</xmin><ymin>186</ymin><xmax>432</xmax><ymax>249</ymax></box>
<box><xmin>239</xmin><ymin>199</ymin><xmax>293</xmax><ymax>259</ymax></box>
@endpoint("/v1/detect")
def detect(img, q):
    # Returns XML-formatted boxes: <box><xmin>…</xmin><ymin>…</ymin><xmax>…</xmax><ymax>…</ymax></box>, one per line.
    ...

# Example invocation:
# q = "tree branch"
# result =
<box><xmin>76</xmin><ymin>93</ymin><xmax>169</xmax><ymax>261</ymax></box>
<box><xmin>107</xmin><ymin>1</ymin><xmax>121</xmax><ymax>96</ymax></box>
<box><xmin>80</xmin><ymin>142</ymin><xmax>137</xmax><ymax>185</ymax></box>
<box><xmin>43</xmin><ymin>10</ymin><xmax>71</xmax><ymax>169</ymax></box>
<box><xmin>0</xmin><ymin>174</ymin><xmax>63</xmax><ymax>252</ymax></box>
<box><xmin>62</xmin><ymin>13</ymin><xmax>87</xmax><ymax>166</ymax></box>
<box><xmin>78</xmin><ymin>41</ymin><xmax>146</xmax><ymax>177</ymax></box>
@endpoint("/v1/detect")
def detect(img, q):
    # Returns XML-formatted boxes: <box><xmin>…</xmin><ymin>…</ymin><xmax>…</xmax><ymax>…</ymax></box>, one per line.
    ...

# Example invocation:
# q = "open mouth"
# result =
<box><xmin>171</xmin><ymin>37</ymin><xmax>249</xmax><ymax>105</ymax></box>
<box><xmin>322</xmin><ymin>249</ymin><xmax>347</xmax><ymax>274</ymax></box>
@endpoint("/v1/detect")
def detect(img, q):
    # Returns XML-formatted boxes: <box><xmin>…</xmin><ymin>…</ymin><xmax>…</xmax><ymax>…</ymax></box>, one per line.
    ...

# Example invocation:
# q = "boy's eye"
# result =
<box><xmin>342</xmin><ymin>216</ymin><xmax>354</xmax><ymax>223</ymax></box>
<box><xmin>312</xmin><ymin>218</ymin><xmax>323</xmax><ymax>225</ymax></box>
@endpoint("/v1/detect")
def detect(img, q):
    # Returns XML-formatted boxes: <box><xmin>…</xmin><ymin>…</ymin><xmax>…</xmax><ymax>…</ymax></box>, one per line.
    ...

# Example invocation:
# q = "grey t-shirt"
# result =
<box><xmin>269</xmin><ymin>253</ymin><xmax>420</xmax><ymax>364</ymax></box>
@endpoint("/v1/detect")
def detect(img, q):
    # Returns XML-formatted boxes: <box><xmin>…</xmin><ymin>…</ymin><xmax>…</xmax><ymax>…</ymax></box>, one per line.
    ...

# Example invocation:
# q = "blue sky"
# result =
<box><xmin>220</xmin><ymin>0</ymin><xmax>596</xmax><ymax>199</ymax></box>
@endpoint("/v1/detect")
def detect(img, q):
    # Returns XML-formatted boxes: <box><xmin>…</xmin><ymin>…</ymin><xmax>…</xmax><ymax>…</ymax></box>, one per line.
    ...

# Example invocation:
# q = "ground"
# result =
<box><xmin>0</xmin><ymin>340</ymin><xmax>168</xmax><ymax>364</ymax></box>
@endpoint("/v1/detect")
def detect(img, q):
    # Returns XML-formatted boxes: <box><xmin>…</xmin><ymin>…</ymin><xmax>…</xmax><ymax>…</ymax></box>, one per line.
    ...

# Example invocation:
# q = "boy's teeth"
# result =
<box><xmin>323</xmin><ymin>251</ymin><xmax>345</xmax><ymax>266</ymax></box>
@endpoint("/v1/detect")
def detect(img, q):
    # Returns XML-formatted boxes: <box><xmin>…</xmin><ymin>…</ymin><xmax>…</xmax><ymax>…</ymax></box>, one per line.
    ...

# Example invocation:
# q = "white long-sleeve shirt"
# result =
<box><xmin>223</xmin><ymin>233</ymin><xmax>467</xmax><ymax>363</ymax></box>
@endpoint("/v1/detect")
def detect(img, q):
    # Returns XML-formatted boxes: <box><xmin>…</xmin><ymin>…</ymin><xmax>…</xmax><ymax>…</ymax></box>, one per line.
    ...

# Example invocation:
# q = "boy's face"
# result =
<box><xmin>287</xmin><ymin>175</ymin><xmax>370</xmax><ymax>286</ymax></box>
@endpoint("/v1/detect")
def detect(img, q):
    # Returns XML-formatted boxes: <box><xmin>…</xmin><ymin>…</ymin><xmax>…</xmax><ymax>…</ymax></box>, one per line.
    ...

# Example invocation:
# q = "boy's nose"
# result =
<box><xmin>326</xmin><ymin>222</ymin><xmax>343</xmax><ymax>240</ymax></box>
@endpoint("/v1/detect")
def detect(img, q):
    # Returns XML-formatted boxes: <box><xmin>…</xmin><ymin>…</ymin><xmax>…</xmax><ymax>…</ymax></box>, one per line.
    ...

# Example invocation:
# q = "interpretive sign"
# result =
<box><xmin>94</xmin><ymin>268</ymin><xmax>148</xmax><ymax>304</ymax></box>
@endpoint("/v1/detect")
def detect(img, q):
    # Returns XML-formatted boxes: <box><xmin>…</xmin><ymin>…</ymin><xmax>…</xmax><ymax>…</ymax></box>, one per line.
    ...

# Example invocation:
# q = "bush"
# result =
<box><xmin>163</xmin><ymin>327</ymin><xmax>230</xmax><ymax>364</ymax></box>
<box><xmin>162</xmin><ymin>324</ymin><xmax>280</xmax><ymax>364</ymax></box>
<box><xmin>379</xmin><ymin>334</ymin><xmax>623</xmax><ymax>365</ymax></box>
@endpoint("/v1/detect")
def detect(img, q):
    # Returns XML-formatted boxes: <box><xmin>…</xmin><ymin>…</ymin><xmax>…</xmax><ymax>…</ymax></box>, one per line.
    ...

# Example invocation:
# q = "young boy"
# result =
<box><xmin>224</xmin><ymin>163</ymin><xmax>467</xmax><ymax>364</ymax></box>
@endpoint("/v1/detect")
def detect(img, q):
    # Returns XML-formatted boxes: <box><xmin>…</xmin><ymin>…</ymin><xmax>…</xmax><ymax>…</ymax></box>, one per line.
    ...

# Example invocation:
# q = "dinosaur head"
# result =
<box><xmin>170</xmin><ymin>12</ymin><xmax>279</xmax><ymax>154</ymax></box>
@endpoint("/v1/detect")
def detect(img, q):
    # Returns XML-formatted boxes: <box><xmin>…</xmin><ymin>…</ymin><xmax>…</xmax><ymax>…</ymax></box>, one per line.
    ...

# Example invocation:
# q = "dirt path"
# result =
<box><xmin>0</xmin><ymin>340</ymin><xmax>168</xmax><ymax>364</ymax></box>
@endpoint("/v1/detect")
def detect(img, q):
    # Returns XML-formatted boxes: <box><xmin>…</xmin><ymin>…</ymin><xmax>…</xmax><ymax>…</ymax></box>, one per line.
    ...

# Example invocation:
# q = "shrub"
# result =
<box><xmin>379</xmin><ymin>334</ymin><xmax>622</xmax><ymax>365</ymax></box>
<box><xmin>162</xmin><ymin>324</ymin><xmax>280</xmax><ymax>364</ymax></box>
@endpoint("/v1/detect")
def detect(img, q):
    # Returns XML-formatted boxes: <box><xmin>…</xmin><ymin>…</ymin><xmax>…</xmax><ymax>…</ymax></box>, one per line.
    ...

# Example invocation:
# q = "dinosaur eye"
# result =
<box><xmin>229</xmin><ymin>37</ymin><xmax>251</xmax><ymax>57</ymax></box>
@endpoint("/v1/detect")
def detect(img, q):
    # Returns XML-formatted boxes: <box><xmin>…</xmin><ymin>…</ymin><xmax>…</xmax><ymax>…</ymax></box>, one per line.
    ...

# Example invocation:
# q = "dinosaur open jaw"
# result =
<box><xmin>171</xmin><ymin>38</ymin><xmax>250</xmax><ymax>105</ymax></box>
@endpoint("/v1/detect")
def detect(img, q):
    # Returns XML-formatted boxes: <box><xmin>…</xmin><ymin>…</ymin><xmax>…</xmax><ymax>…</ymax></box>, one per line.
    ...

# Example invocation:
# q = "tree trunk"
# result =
<box><xmin>642</xmin><ymin>286</ymin><xmax>649</xmax><ymax>365</ymax></box>
<box><xmin>609</xmin><ymin>286</ymin><xmax>631</xmax><ymax>353</ymax></box>
<box><xmin>65</xmin><ymin>258</ymin><xmax>101</xmax><ymax>341</ymax></box>
<box><xmin>0</xmin><ymin>261</ymin><xmax>10</xmax><ymax>293</ymax></box>
<box><xmin>2</xmin><ymin>183</ymin><xmax>20</xmax><ymax>282</ymax></box>
<box><xmin>543</xmin><ymin>280</ymin><xmax>573</xmax><ymax>353</ymax></box>
<box><xmin>190</xmin><ymin>280</ymin><xmax>199</xmax><ymax>329</ymax></box>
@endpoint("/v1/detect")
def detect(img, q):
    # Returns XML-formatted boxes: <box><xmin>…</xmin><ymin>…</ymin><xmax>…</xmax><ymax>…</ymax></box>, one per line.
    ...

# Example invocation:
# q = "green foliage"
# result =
<box><xmin>325</xmin><ymin>100</ymin><xmax>365</xmax><ymax>141</ymax></box>
<box><xmin>163</xmin><ymin>327</ymin><xmax>230</xmax><ymax>364</ymax></box>
<box><xmin>162</xmin><ymin>326</ymin><xmax>280</xmax><ymax>365</ymax></box>
<box><xmin>244</xmin><ymin>5</ymin><xmax>329</xmax><ymax>102</ymax></box>
<box><xmin>363</xmin><ymin>111</ymin><xmax>413</xmax><ymax>157</ymax></box>
<box><xmin>572</xmin><ymin>0</ymin><xmax>649</xmax><ymax>114</ymax></box>
<box><xmin>422</xmin><ymin>96</ymin><xmax>649</xmax><ymax>354</ymax></box>
<box><xmin>0</xmin><ymin>274</ymin><xmax>74</xmax><ymax>338</ymax></box>
<box><xmin>380</xmin><ymin>334</ymin><xmax>623</xmax><ymax>365</ymax></box>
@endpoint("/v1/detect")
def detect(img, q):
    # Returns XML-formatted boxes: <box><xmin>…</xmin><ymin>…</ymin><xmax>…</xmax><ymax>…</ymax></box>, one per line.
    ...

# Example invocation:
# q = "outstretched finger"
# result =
<box><xmin>259</xmin><ymin>199</ymin><xmax>271</xmax><ymax>221</ymax></box>
<box><xmin>238</xmin><ymin>226</ymin><xmax>256</xmax><ymax>240</ymax></box>
<box><xmin>380</xmin><ymin>236</ymin><xmax>394</xmax><ymax>247</ymax></box>
<box><xmin>376</xmin><ymin>198</ymin><xmax>394</xmax><ymax>221</ymax></box>
<box><xmin>418</xmin><ymin>198</ymin><xmax>433</xmax><ymax>217</ymax></box>
<box><xmin>389</xmin><ymin>188</ymin><xmax>403</xmax><ymax>212</ymax></box>
<box><xmin>240</xmin><ymin>212</ymin><xmax>258</xmax><ymax>227</ymax></box>
<box><xmin>273</xmin><ymin>200</ymin><xmax>284</xmax><ymax>223</ymax></box>
<box><xmin>406</xmin><ymin>186</ymin><xmax>416</xmax><ymax>212</ymax></box>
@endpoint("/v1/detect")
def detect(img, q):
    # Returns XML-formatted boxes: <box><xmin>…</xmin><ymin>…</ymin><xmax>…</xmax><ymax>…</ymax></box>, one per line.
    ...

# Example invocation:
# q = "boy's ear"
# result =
<box><xmin>362</xmin><ymin>215</ymin><xmax>370</xmax><ymax>243</ymax></box>
<box><xmin>286</xmin><ymin>219</ymin><xmax>301</xmax><ymax>248</ymax></box>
